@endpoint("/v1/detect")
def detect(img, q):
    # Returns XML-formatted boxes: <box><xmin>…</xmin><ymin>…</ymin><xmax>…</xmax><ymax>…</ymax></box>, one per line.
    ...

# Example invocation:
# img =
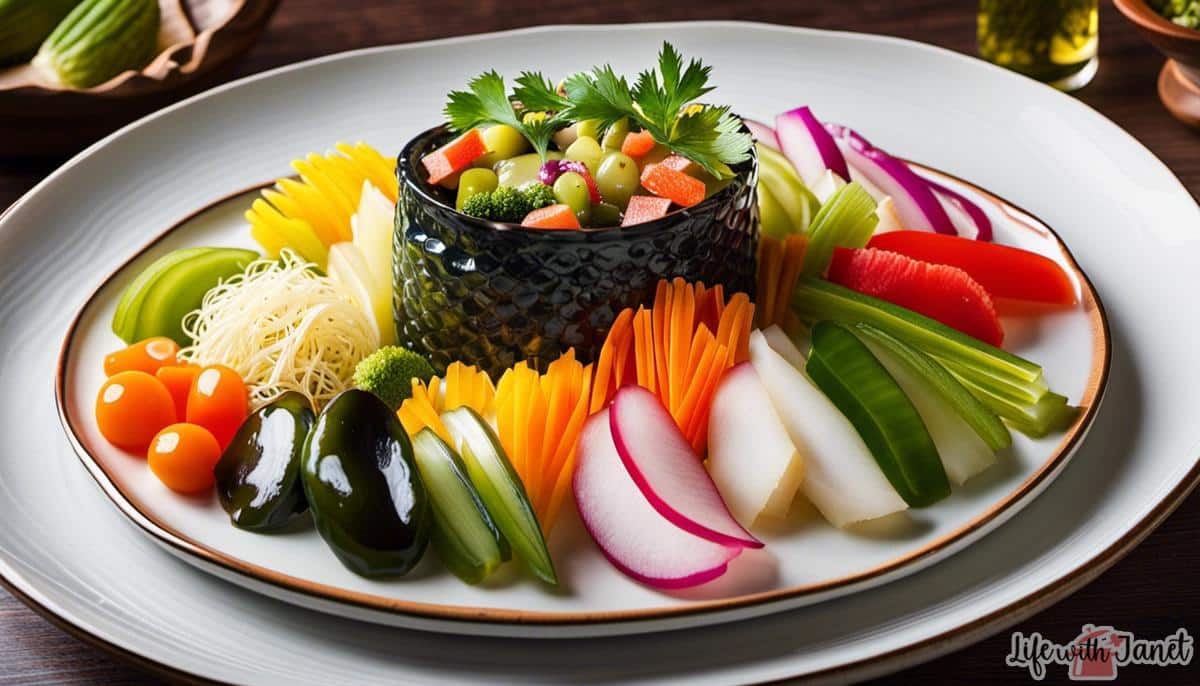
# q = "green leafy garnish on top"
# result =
<box><xmin>442</xmin><ymin>43</ymin><xmax>753</xmax><ymax>180</ymax></box>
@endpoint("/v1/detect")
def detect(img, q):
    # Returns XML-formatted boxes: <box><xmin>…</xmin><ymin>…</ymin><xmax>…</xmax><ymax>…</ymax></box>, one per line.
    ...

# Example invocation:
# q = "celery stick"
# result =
<box><xmin>855</xmin><ymin>324</ymin><xmax>1011</xmax><ymax>452</ymax></box>
<box><xmin>807</xmin><ymin>321</ymin><xmax>950</xmax><ymax>507</ymax></box>
<box><xmin>792</xmin><ymin>277</ymin><xmax>1044</xmax><ymax>386</ymax></box>
<box><xmin>757</xmin><ymin>143</ymin><xmax>820</xmax><ymax>233</ymax></box>
<box><xmin>956</xmin><ymin>377</ymin><xmax>1080</xmax><ymax>438</ymax></box>
<box><xmin>801</xmin><ymin>182</ymin><xmax>879</xmax><ymax>276</ymax></box>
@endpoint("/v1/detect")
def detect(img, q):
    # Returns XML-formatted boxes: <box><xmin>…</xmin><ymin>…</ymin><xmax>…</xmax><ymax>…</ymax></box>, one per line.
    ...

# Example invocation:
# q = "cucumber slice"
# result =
<box><xmin>112</xmin><ymin>247</ymin><xmax>217</xmax><ymax>343</ymax></box>
<box><xmin>807</xmin><ymin>321</ymin><xmax>950</xmax><ymax>507</ymax></box>
<box><xmin>855</xmin><ymin>324</ymin><xmax>1011</xmax><ymax>452</ymax></box>
<box><xmin>857</xmin><ymin>326</ymin><xmax>998</xmax><ymax>484</ymax></box>
<box><xmin>134</xmin><ymin>248</ymin><xmax>258</xmax><ymax>345</ymax></box>
<box><xmin>411</xmin><ymin>429</ymin><xmax>510</xmax><ymax>584</ymax></box>
<box><xmin>441</xmin><ymin>407</ymin><xmax>557</xmax><ymax>585</ymax></box>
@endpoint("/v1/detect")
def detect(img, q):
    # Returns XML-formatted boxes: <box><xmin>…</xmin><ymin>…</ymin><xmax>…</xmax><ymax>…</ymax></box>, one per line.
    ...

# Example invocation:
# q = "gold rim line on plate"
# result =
<box><xmin>48</xmin><ymin>161</ymin><xmax>1113</xmax><ymax>628</ymax></box>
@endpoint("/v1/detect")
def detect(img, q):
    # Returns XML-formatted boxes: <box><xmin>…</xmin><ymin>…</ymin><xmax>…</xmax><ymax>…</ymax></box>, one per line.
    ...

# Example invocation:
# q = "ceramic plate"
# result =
<box><xmin>2</xmin><ymin>21</ymin><xmax>1198</xmax><ymax>682</ymax></box>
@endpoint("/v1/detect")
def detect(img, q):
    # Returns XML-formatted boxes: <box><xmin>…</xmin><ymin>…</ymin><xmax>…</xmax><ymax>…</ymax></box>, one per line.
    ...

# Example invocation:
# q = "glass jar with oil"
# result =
<box><xmin>978</xmin><ymin>0</ymin><xmax>1099</xmax><ymax>91</ymax></box>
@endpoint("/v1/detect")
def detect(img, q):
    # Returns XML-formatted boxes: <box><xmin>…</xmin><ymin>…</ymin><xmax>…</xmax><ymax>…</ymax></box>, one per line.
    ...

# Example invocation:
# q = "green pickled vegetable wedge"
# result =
<box><xmin>134</xmin><ymin>248</ymin><xmax>258</xmax><ymax>345</ymax></box>
<box><xmin>802</xmin><ymin>182</ymin><xmax>878</xmax><ymax>276</ymax></box>
<box><xmin>441</xmin><ymin>407</ymin><xmax>557</xmax><ymax>585</ymax></box>
<box><xmin>793</xmin><ymin>276</ymin><xmax>1048</xmax><ymax>401</ymax></box>
<box><xmin>757</xmin><ymin>143</ymin><xmax>820</xmax><ymax>234</ymax></box>
<box><xmin>0</xmin><ymin>0</ymin><xmax>83</xmax><ymax>65</ymax></box>
<box><xmin>855</xmin><ymin>324</ymin><xmax>1011</xmax><ymax>452</ymax></box>
<box><xmin>112</xmin><ymin>247</ymin><xmax>217</xmax><ymax>343</ymax></box>
<box><xmin>806</xmin><ymin>321</ymin><xmax>950</xmax><ymax>507</ymax></box>
<box><xmin>411</xmin><ymin>429</ymin><xmax>510</xmax><ymax>584</ymax></box>
<box><xmin>957</xmin><ymin>378</ymin><xmax>1079</xmax><ymax>438</ymax></box>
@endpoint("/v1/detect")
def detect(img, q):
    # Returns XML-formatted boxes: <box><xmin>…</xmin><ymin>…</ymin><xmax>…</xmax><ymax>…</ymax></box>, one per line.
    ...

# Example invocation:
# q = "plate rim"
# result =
<box><xmin>4</xmin><ymin>19</ymin><xmax>1197</xmax><ymax>682</ymax></box>
<box><xmin>52</xmin><ymin>151</ymin><xmax>1110</xmax><ymax>628</ymax></box>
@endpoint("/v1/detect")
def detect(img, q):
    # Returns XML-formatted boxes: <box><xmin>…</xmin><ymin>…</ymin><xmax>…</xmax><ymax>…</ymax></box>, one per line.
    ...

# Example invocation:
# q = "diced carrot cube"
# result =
<box><xmin>621</xmin><ymin>130</ymin><xmax>657</xmax><ymax>158</ymax></box>
<box><xmin>522</xmin><ymin>204</ymin><xmax>581</xmax><ymax>229</ymax></box>
<box><xmin>421</xmin><ymin>129</ymin><xmax>486</xmax><ymax>185</ymax></box>
<box><xmin>622</xmin><ymin>195</ymin><xmax>672</xmax><ymax>227</ymax></box>
<box><xmin>640</xmin><ymin>163</ymin><xmax>706</xmax><ymax>208</ymax></box>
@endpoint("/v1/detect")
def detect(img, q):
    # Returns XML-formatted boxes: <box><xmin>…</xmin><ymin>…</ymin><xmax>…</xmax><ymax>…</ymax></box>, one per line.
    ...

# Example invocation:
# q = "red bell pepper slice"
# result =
<box><xmin>868</xmin><ymin>231</ymin><xmax>1077</xmax><ymax>306</ymax></box>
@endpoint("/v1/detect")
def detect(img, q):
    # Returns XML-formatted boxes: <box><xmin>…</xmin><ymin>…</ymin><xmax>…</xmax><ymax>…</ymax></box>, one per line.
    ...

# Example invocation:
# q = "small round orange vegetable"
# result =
<box><xmin>155</xmin><ymin>364</ymin><xmax>201</xmax><ymax>421</ymax></box>
<box><xmin>147</xmin><ymin>423</ymin><xmax>222</xmax><ymax>494</ymax></box>
<box><xmin>186</xmin><ymin>365</ymin><xmax>248</xmax><ymax>449</ymax></box>
<box><xmin>95</xmin><ymin>371</ymin><xmax>176</xmax><ymax>451</ymax></box>
<box><xmin>103</xmin><ymin>337</ymin><xmax>180</xmax><ymax>377</ymax></box>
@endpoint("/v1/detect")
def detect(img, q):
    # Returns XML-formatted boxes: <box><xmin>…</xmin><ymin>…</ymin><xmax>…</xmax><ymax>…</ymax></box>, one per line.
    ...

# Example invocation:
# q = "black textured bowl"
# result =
<box><xmin>394</xmin><ymin>125</ymin><xmax>758</xmax><ymax>377</ymax></box>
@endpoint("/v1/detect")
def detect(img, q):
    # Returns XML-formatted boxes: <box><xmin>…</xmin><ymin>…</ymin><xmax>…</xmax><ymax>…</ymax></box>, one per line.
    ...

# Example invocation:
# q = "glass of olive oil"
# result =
<box><xmin>978</xmin><ymin>0</ymin><xmax>1099</xmax><ymax>91</ymax></box>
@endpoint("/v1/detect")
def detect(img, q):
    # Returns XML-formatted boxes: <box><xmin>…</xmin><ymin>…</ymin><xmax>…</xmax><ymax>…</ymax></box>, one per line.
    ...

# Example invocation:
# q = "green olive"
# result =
<box><xmin>594</xmin><ymin>152</ymin><xmax>641</xmax><ymax>210</ymax></box>
<box><xmin>455</xmin><ymin>168</ymin><xmax>499</xmax><ymax>210</ymax></box>
<box><xmin>601</xmin><ymin>117</ymin><xmax>630</xmax><ymax>150</ymax></box>
<box><xmin>302</xmin><ymin>389</ymin><xmax>431</xmax><ymax>577</ymax></box>
<box><xmin>591</xmin><ymin>202</ymin><xmax>622</xmax><ymax>227</ymax></box>
<box><xmin>564</xmin><ymin>136</ymin><xmax>603</xmax><ymax>176</ymax></box>
<box><xmin>495</xmin><ymin>152</ymin><xmax>561</xmax><ymax>189</ymax></box>
<box><xmin>553</xmin><ymin>171</ymin><xmax>592</xmax><ymax>225</ymax></box>
<box><xmin>214</xmin><ymin>392</ymin><xmax>314</xmax><ymax>532</ymax></box>
<box><xmin>475</xmin><ymin>125</ymin><xmax>529</xmax><ymax>168</ymax></box>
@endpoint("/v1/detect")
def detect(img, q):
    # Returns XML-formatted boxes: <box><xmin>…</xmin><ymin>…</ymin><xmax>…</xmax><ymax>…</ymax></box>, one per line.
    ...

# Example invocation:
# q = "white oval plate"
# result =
<box><xmin>2</xmin><ymin>21</ymin><xmax>1198</xmax><ymax>682</ymax></box>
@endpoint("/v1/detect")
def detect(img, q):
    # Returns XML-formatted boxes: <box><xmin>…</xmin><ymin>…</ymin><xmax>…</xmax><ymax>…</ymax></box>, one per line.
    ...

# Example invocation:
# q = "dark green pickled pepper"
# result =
<box><xmin>214</xmin><ymin>392</ymin><xmax>314</xmax><ymax>532</ymax></box>
<box><xmin>302</xmin><ymin>389</ymin><xmax>431</xmax><ymax>577</ymax></box>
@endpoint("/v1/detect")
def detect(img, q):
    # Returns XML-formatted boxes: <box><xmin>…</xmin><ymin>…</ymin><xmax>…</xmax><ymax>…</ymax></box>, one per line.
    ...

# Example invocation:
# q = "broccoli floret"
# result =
<box><xmin>523</xmin><ymin>183</ymin><xmax>557</xmax><ymax>211</ymax></box>
<box><xmin>460</xmin><ymin>184</ymin><xmax>556</xmax><ymax>223</ymax></box>
<box><xmin>352</xmin><ymin>345</ymin><xmax>436</xmax><ymax>411</ymax></box>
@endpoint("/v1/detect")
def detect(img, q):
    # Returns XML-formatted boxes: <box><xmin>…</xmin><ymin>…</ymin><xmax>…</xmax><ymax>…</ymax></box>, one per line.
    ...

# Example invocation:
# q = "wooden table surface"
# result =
<box><xmin>2</xmin><ymin>2</ymin><xmax>1197</xmax><ymax>684</ymax></box>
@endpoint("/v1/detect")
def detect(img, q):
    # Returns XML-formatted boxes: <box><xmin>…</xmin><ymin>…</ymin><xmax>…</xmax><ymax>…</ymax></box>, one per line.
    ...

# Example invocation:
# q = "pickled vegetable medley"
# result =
<box><xmin>419</xmin><ymin>43</ymin><xmax>754</xmax><ymax>229</ymax></box>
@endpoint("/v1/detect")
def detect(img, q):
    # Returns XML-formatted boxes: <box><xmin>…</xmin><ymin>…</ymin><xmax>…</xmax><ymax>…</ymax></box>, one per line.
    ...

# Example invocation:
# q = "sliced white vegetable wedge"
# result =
<box><xmin>748</xmin><ymin>330</ymin><xmax>907</xmax><ymax>527</ymax></box>
<box><xmin>859</xmin><ymin>336</ymin><xmax>996</xmax><ymax>485</ymax></box>
<box><xmin>762</xmin><ymin>324</ymin><xmax>809</xmax><ymax>366</ymax></box>
<box><xmin>875</xmin><ymin>196</ymin><xmax>903</xmax><ymax>233</ymax></box>
<box><xmin>327</xmin><ymin>242</ymin><xmax>392</xmax><ymax>346</ymax></box>
<box><xmin>707</xmin><ymin>363</ymin><xmax>804</xmax><ymax>526</ymax></box>
<box><xmin>809</xmin><ymin>169</ymin><xmax>846</xmax><ymax>203</ymax></box>
<box><xmin>351</xmin><ymin>181</ymin><xmax>395</xmax><ymax>292</ymax></box>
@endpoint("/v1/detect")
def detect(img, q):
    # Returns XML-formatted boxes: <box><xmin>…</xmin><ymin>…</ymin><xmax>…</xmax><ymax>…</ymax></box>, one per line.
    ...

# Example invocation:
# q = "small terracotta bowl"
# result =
<box><xmin>0</xmin><ymin>0</ymin><xmax>279</xmax><ymax>157</ymax></box>
<box><xmin>1113</xmin><ymin>0</ymin><xmax>1200</xmax><ymax>128</ymax></box>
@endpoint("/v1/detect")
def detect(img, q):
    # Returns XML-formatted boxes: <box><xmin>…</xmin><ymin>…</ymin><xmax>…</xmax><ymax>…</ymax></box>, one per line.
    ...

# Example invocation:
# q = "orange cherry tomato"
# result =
<box><xmin>186</xmin><ymin>365</ymin><xmax>248</xmax><ymax>449</ymax></box>
<box><xmin>95</xmin><ymin>371</ymin><xmax>177</xmax><ymax>451</ymax></box>
<box><xmin>103</xmin><ymin>337</ymin><xmax>180</xmax><ymax>377</ymax></box>
<box><xmin>156</xmin><ymin>365</ymin><xmax>201</xmax><ymax>421</ymax></box>
<box><xmin>147</xmin><ymin>423</ymin><xmax>222</xmax><ymax>494</ymax></box>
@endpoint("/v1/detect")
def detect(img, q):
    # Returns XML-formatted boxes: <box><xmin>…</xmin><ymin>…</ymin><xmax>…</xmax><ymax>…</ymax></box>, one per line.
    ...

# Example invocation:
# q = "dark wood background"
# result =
<box><xmin>2</xmin><ymin>2</ymin><xmax>1197</xmax><ymax>684</ymax></box>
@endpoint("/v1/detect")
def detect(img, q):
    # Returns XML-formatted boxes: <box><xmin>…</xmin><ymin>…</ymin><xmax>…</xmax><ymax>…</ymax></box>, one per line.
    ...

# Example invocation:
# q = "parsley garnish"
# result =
<box><xmin>444</xmin><ymin>71</ymin><xmax>566</xmax><ymax>159</ymax></box>
<box><xmin>562</xmin><ymin>43</ymin><xmax>751</xmax><ymax>179</ymax></box>
<box><xmin>443</xmin><ymin>44</ymin><xmax>753</xmax><ymax>179</ymax></box>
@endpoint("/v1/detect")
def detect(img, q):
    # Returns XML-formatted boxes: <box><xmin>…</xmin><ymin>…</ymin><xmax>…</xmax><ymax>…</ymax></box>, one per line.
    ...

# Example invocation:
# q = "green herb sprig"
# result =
<box><xmin>443</xmin><ymin>43</ymin><xmax>753</xmax><ymax>179</ymax></box>
<box><xmin>444</xmin><ymin>71</ymin><xmax>567</xmax><ymax>159</ymax></box>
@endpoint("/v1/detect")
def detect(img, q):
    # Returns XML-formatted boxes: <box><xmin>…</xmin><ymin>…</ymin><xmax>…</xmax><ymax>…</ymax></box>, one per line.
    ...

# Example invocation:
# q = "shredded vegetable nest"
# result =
<box><xmin>179</xmin><ymin>251</ymin><xmax>379</xmax><ymax>410</ymax></box>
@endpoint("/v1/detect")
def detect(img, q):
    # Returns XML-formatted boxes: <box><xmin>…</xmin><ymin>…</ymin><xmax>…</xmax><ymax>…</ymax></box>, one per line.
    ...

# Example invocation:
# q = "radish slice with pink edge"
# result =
<box><xmin>609</xmin><ymin>386</ymin><xmax>762</xmax><ymax>549</ymax></box>
<box><xmin>573</xmin><ymin>410</ymin><xmax>741</xmax><ymax>589</ymax></box>
<box><xmin>824</xmin><ymin>123</ymin><xmax>956</xmax><ymax>236</ymax></box>
<box><xmin>775</xmin><ymin>106</ymin><xmax>849</xmax><ymax>187</ymax></box>
<box><xmin>743</xmin><ymin>118</ymin><xmax>780</xmax><ymax>150</ymax></box>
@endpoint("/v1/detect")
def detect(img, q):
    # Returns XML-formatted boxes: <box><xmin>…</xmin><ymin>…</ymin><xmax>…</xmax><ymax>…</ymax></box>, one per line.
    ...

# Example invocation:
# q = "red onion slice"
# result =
<box><xmin>825</xmin><ymin>123</ymin><xmax>956</xmax><ymax>236</ymax></box>
<box><xmin>924</xmin><ymin>178</ymin><xmax>994</xmax><ymax>242</ymax></box>
<box><xmin>743</xmin><ymin>118</ymin><xmax>780</xmax><ymax>150</ymax></box>
<box><xmin>776</xmin><ymin>107</ymin><xmax>850</xmax><ymax>187</ymax></box>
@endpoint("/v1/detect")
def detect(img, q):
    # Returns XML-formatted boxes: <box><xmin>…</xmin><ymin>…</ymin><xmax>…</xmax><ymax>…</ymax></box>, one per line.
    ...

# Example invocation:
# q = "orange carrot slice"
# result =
<box><xmin>622</xmin><ymin>195</ymin><xmax>672</xmax><ymax>227</ymax></box>
<box><xmin>421</xmin><ymin>129</ymin><xmax>486</xmax><ymax>185</ymax></box>
<box><xmin>521</xmin><ymin>203</ymin><xmax>581</xmax><ymax>229</ymax></box>
<box><xmin>640</xmin><ymin>163</ymin><xmax>706</xmax><ymax>208</ymax></box>
<box><xmin>620</xmin><ymin>130</ymin><xmax>657</xmax><ymax>158</ymax></box>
